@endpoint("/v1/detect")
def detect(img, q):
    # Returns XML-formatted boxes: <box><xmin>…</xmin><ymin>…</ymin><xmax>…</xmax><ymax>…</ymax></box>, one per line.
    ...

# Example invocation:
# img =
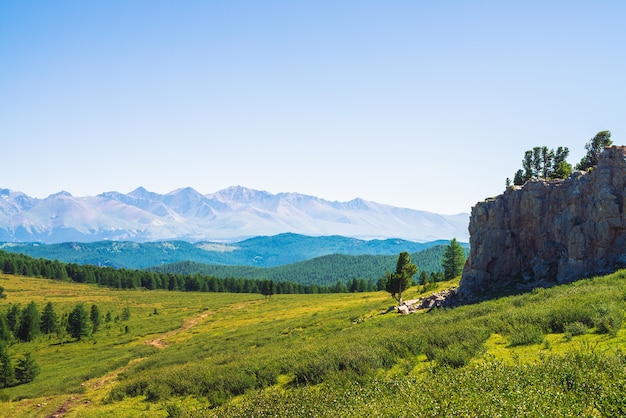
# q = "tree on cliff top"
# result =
<box><xmin>384</xmin><ymin>252</ymin><xmax>417</xmax><ymax>305</ymax></box>
<box><xmin>576</xmin><ymin>130</ymin><xmax>612</xmax><ymax>171</ymax></box>
<box><xmin>513</xmin><ymin>146</ymin><xmax>570</xmax><ymax>186</ymax></box>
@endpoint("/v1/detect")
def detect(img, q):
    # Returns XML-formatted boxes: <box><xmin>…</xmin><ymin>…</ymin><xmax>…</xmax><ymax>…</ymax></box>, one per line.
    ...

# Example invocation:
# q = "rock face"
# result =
<box><xmin>458</xmin><ymin>146</ymin><xmax>626</xmax><ymax>300</ymax></box>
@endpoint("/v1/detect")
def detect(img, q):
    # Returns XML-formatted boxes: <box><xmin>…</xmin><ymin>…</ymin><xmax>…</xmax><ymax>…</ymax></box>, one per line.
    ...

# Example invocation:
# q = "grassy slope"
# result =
<box><xmin>0</xmin><ymin>271</ymin><xmax>625</xmax><ymax>417</ymax></box>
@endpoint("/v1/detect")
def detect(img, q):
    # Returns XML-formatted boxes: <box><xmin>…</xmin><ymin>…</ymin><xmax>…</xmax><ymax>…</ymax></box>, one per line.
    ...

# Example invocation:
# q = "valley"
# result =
<box><xmin>1</xmin><ymin>268</ymin><xmax>625</xmax><ymax>417</ymax></box>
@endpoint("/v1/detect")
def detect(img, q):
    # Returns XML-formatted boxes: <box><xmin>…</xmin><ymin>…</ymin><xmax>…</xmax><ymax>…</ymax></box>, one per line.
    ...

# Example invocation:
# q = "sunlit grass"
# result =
<box><xmin>1</xmin><ymin>271</ymin><xmax>625</xmax><ymax>417</ymax></box>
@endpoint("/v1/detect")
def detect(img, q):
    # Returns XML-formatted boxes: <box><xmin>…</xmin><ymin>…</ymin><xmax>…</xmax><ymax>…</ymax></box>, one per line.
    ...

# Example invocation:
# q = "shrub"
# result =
<box><xmin>593</xmin><ymin>303</ymin><xmax>623</xmax><ymax>337</ymax></box>
<box><xmin>432</xmin><ymin>342</ymin><xmax>474</xmax><ymax>368</ymax></box>
<box><xmin>508</xmin><ymin>325</ymin><xmax>544</xmax><ymax>347</ymax></box>
<box><xmin>564</xmin><ymin>322</ymin><xmax>588</xmax><ymax>341</ymax></box>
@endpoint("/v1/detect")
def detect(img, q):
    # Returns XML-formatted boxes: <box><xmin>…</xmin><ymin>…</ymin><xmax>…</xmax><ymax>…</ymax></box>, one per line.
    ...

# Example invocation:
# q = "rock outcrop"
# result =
<box><xmin>391</xmin><ymin>289</ymin><xmax>457</xmax><ymax>314</ymax></box>
<box><xmin>458</xmin><ymin>146</ymin><xmax>626</xmax><ymax>300</ymax></box>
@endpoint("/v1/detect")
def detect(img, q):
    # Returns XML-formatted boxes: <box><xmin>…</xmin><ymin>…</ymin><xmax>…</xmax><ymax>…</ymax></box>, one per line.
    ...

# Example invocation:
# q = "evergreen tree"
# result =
<box><xmin>513</xmin><ymin>145</ymin><xmax>571</xmax><ymax>185</ymax></box>
<box><xmin>6</xmin><ymin>304</ymin><xmax>21</xmax><ymax>338</ymax></box>
<box><xmin>384</xmin><ymin>252</ymin><xmax>418</xmax><ymax>304</ymax></box>
<box><xmin>15</xmin><ymin>352</ymin><xmax>40</xmax><ymax>384</ymax></box>
<box><xmin>18</xmin><ymin>301</ymin><xmax>40</xmax><ymax>342</ymax></box>
<box><xmin>3</xmin><ymin>258</ymin><xmax>16</xmax><ymax>275</ymax></box>
<box><xmin>40</xmin><ymin>302</ymin><xmax>59</xmax><ymax>335</ymax></box>
<box><xmin>260</xmin><ymin>280</ymin><xmax>276</xmax><ymax>298</ymax></box>
<box><xmin>442</xmin><ymin>238</ymin><xmax>466</xmax><ymax>280</ymax></box>
<box><xmin>576</xmin><ymin>130</ymin><xmax>612</xmax><ymax>171</ymax></box>
<box><xmin>121</xmin><ymin>306</ymin><xmax>131</xmax><ymax>321</ymax></box>
<box><xmin>67</xmin><ymin>304</ymin><xmax>90</xmax><ymax>341</ymax></box>
<box><xmin>0</xmin><ymin>344</ymin><xmax>16</xmax><ymax>388</ymax></box>
<box><xmin>90</xmin><ymin>304</ymin><xmax>101</xmax><ymax>333</ymax></box>
<box><xmin>0</xmin><ymin>312</ymin><xmax>12</xmax><ymax>343</ymax></box>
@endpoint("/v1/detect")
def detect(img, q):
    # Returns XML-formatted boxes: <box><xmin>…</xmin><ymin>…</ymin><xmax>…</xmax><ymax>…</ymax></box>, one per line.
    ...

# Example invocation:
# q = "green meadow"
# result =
<box><xmin>1</xmin><ymin>270</ymin><xmax>626</xmax><ymax>417</ymax></box>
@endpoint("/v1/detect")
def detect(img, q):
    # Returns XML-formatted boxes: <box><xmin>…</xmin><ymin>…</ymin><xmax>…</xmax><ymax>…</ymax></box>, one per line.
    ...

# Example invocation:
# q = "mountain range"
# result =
<box><xmin>0</xmin><ymin>186</ymin><xmax>469</xmax><ymax>244</ymax></box>
<box><xmin>0</xmin><ymin>233</ymin><xmax>456</xmax><ymax>270</ymax></box>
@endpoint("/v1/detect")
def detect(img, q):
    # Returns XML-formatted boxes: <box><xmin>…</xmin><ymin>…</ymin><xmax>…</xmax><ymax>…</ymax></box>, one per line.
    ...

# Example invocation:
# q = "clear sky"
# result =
<box><xmin>1</xmin><ymin>1</ymin><xmax>624</xmax><ymax>215</ymax></box>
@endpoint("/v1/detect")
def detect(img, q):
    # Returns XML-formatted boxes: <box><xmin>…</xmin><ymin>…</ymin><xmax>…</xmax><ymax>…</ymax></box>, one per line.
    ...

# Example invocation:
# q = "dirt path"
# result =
<box><xmin>144</xmin><ymin>310</ymin><xmax>213</xmax><ymax>349</ymax></box>
<box><xmin>45</xmin><ymin>310</ymin><xmax>213</xmax><ymax>418</ymax></box>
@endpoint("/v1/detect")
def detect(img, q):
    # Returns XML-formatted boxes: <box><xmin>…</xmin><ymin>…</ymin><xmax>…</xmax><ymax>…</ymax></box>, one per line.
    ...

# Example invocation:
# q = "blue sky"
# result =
<box><xmin>1</xmin><ymin>1</ymin><xmax>624</xmax><ymax>214</ymax></box>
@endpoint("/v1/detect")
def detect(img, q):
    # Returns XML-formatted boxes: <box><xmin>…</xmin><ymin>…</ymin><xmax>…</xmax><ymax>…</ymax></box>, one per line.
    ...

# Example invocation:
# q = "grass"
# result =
<box><xmin>0</xmin><ymin>271</ymin><xmax>625</xmax><ymax>417</ymax></box>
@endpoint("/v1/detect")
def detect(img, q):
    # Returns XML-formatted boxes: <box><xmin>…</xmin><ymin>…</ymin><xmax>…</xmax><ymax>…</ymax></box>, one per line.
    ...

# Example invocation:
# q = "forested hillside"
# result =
<box><xmin>0</xmin><ymin>234</ymin><xmax>454</xmax><ymax>269</ymax></box>
<box><xmin>149</xmin><ymin>245</ymin><xmax>457</xmax><ymax>286</ymax></box>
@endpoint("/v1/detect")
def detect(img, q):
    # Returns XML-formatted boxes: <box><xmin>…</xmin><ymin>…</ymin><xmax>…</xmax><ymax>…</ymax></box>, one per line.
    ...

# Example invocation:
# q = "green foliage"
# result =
<box><xmin>577</xmin><ymin>130</ymin><xmax>612</xmax><ymax>171</ymax></box>
<box><xmin>40</xmin><ymin>301</ymin><xmax>59</xmax><ymax>334</ymax></box>
<box><xmin>90</xmin><ymin>304</ymin><xmax>101</xmax><ymax>333</ymax></box>
<box><xmin>508</xmin><ymin>325</ymin><xmax>544</xmax><ymax>347</ymax></box>
<box><xmin>17</xmin><ymin>301</ymin><xmax>40</xmax><ymax>342</ymax></box>
<box><xmin>6</xmin><ymin>303</ymin><xmax>21</xmax><ymax>337</ymax></box>
<box><xmin>0</xmin><ymin>234</ymin><xmax>441</xmax><ymax>269</ymax></box>
<box><xmin>0</xmin><ymin>343</ymin><xmax>16</xmax><ymax>388</ymax></box>
<box><xmin>383</xmin><ymin>252</ymin><xmax>417</xmax><ymax>303</ymax></box>
<box><xmin>442</xmin><ymin>238</ymin><xmax>466</xmax><ymax>280</ymax></box>
<box><xmin>15</xmin><ymin>352</ymin><xmax>40</xmax><ymax>384</ymax></box>
<box><xmin>564</xmin><ymin>322</ymin><xmax>588</xmax><ymax>340</ymax></box>
<box><xmin>209</xmin><ymin>351</ymin><xmax>626</xmax><ymax>417</ymax></box>
<box><xmin>0</xmin><ymin>312</ymin><xmax>12</xmax><ymax>342</ymax></box>
<box><xmin>593</xmin><ymin>302</ymin><xmax>623</xmax><ymax>337</ymax></box>
<box><xmin>514</xmin><ymin>145</ymin><xmax>570</xmax><ymax>185</ymax></box>
<box><xmin>0</xmin><ymin>285</ymin><xmax>5</xmax><ymax>299</ymax></box>
<box><xmin>67</xmin><ymin>303</ymin><xmax>90</xmax><ymax>340</ymax></box>
<box><xmin>121</xmin><ymin>306</ymin><xmax>131</xmax><ymax>321</ymax></box>
<box><xmin>4</xmin><ymin>263</ymin><xmax>626</xmax><ymax>416</ymax></box>
<box><xmin>259</xmin><ymin>280</ymin><xmax>275</xmax><ymax>298</ymax></box>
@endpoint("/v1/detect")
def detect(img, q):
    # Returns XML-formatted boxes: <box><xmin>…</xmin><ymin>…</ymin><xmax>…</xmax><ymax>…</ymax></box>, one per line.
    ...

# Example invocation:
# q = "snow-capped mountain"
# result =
<box><xmin>0</xmin><ymin>186</ymin><xmax>469</xmax><ymax>243</ymax></box>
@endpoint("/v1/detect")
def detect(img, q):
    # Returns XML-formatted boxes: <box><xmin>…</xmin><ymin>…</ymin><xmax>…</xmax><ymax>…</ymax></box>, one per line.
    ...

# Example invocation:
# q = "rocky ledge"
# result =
<box><xmin>458</xmin><ymin>146</ymin><xmax>626</xmax><ymax>300</ymax></box>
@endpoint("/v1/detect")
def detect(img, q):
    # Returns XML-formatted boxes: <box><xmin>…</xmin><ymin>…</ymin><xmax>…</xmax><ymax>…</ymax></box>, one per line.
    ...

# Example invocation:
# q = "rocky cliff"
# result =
<box><xmin>458</xmin><ymin>146</ymin><xmax>626</xmax><ymax>299</ymax></box>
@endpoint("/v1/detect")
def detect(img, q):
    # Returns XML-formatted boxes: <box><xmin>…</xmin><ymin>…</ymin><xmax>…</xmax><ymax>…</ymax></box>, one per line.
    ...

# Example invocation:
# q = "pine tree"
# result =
<box><xmin>17</xmin><ymin>301</ymin><xmax>40</xmax><ymax>342</ymax></box>
<box><xmin>6</xmin><ymin>304</ymin><xmax>21</xmax><ymax>338</ymax></box>
<box><xmin>442</xmin><ymin>238</ymin><xmax>466</xmax><ymax>280</ymax></box>
<box><xmin>576</xmin><ymin>130</ymin><xmax>612</xmax><ymax>171</ymax></box>
<box><xmin>15</xmin><ymin>352</ymin><xmax>40</xmax><ymax>384</ymax></box>
<box><xmin>384</xmin><ymin>252</ymin><xmax>418</xmax><ymax>304</ymax></box>
<box><xmin>67</xmin><ymin>304</ymin><xmax>90</xmax><ymax>341</ymax></box>
<box><xmin>90</xmin><ymin>304</ymin><xmax>101</xmax><ymax>333</ymax></box>
<box><xmin>0</xmin><ymin>312</ymin><xmax>12</xmax><ymax>343</ymax></box>
<box><xmin>40</xmin><ymin>302</ymin><xmax>59</xmax><ymax>335</ymax></box>
<box><xmin>0</xmin><ymin>344</ymin><xmax>16</xmax><ymax>388</ymax></box>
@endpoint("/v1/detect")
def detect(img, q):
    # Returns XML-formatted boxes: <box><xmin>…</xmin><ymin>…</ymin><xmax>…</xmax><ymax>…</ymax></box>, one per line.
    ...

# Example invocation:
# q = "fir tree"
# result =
<box><xmin>442</xmin><ymin>238</ymin><xmax>466</xmax><ymax>280</ymax></box>
<box><xmin>384</xmin><ymin>252</ymin><xmax>418</xmax><ymax>304</ymax></box>
<box><xmin>18</xmin><ymin>301</ymin><xmax>40</xmax><ymax>342</ymax></box>
<box><xmin>0</xmin><ymin>344</ymin><xmax>16</xmax><ymax>388</ymax></box>
<box><xmin>15</xmin><ymin>352</ymin><xmax>40</xmax><ymax>384</ymax></box>
<box><xmin>90</xmin><ymin>304</ymin><xmax>101</xmax><ymax>333</ymax></box>
<box><xmin>40</xmin><ymin>302</ymin><xmax>59</xmax><ymax>335</ymax></box>
<box><xmin>67</xmin><ymin>304</ymin><xmax>90</xmax><ymax>341</ymax></box>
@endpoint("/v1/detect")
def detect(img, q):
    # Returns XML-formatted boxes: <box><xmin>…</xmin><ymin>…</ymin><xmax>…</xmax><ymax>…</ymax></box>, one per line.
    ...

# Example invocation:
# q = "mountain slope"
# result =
<box><xmin>0</xmin><ymin>233</ymin><xmax>457</xmax><ymax>269</ymax></box>
<box><xmin>148</xmin><ymin>245</ymin><xmax>455</xmax><ymax>286</ymax></box>
<box><xmin>0</xmin><ymin>186</ymin><xmax>469</xmax><ymax>243</ymax></box>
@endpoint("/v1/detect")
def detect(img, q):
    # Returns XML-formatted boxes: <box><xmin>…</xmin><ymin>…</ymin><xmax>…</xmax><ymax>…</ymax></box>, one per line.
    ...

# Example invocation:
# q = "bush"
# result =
<box><xmin>564</xmin><ymin>322</ymin><xmax>588</xmax><ymax>341</ymax></box>
<box><xmin>593</xmin><ymin>303</ymin><xmax>623</xmax><ymax>337</ymax></box>
<box><xmin>432</xmin><ymin>342</ymin><xmax>474</xmax><ymax>368</ymax></box>
<box><xmin>508</xmin><ymin>325</ymin><xmax>544</xmax><ymax>347</ymax></box>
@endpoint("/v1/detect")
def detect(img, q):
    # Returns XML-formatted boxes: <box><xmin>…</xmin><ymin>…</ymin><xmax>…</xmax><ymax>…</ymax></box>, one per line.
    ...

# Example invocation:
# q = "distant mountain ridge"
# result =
<box><xmin>0</xmin><ymin>233</ymin><xmax>454</xmax><ymax>269</ymax></box>
<box><xmin>0</xmin><ymin>186</ymin><xmax>469</xmax><ymax>244</ymax></box>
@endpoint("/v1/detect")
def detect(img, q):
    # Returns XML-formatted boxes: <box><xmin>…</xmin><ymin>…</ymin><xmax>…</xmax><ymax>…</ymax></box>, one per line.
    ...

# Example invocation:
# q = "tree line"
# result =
<box><xmin>508</xmin><ymin>130</ymin><xmax>613</xmax><ymax>186</ymax></box>
<box><xmin>0</xmin><ymin>250</ymin><xmax>387</xmax><ymax>295</ymax></box>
